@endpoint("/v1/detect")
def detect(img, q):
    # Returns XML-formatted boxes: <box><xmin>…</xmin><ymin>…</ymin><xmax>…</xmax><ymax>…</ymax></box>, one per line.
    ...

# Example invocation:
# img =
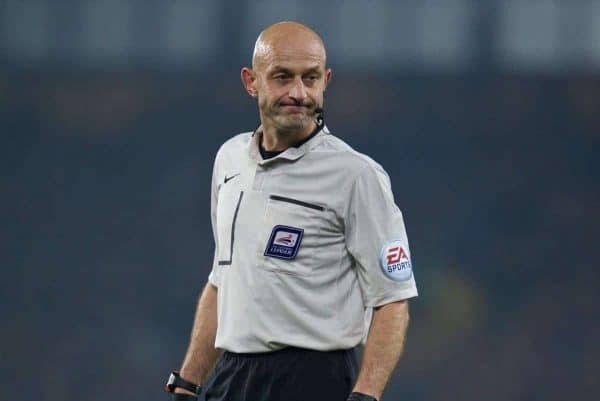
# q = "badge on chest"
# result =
<box><xmin>264</xmin><ymin>225</ymin><xmax>304</xmax><ymax>260</ymax></box>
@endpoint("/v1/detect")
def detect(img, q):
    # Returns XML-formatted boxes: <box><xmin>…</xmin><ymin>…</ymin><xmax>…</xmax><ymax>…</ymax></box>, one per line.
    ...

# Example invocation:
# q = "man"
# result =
<box><xmin>165</xmin><ymin>21</ymin><xmax>418</xmax><ymax>401</ymax></box>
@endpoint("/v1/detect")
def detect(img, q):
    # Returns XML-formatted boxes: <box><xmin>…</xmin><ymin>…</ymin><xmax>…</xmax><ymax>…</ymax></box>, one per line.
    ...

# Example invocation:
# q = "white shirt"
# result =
<box><xmin>208</xmin><ymin>126</ymin><xmax>418</xmax><ymax>353</ymax></box>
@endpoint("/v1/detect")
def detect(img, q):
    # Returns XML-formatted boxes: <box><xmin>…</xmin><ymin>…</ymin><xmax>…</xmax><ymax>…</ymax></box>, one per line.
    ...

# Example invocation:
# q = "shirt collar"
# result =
<box><xmin>247</xmin><ymin>124</ymin><xmax>330</xmax><ymax>165</ymax></box>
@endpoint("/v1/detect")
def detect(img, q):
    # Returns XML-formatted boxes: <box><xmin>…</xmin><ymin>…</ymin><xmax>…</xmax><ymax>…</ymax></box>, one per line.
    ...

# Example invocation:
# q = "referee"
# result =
<box><xmin>165</xmin><ymin>21</ymin><xmax>418</xmax><ymax>401</ymax></box>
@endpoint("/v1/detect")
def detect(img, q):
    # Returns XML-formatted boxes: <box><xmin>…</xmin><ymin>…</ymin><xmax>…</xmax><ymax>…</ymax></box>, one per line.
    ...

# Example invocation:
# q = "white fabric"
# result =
<box><xmin>208</xmin><ymin>127</ymin><xmax>418</xmax><ymax>352</ymax></box>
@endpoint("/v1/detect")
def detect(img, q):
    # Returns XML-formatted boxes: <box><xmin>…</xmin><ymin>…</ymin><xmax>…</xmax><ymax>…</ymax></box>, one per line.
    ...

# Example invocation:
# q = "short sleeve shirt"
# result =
<box><xmin>208</xmin><ymin>127</ymin><xmax>418</xmax><ymax>352</ymax></box>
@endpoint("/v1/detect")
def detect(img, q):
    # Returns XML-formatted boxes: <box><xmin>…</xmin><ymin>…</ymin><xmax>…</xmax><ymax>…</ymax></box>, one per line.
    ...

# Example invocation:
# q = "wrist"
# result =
<box><xmin>347</xmin><ymin>391</ymin><xmax>379</xmax><ymax>401</ymax></box>
<box><xmin>165</xmin><ymin>371</ymin><xmax>201</xmax><ymax>396</ymax></box>
<box><xmin>174</xmin><ymin>387</ymin><xmax>197</xmax><ymax>395</ymax></box>
<box><xmin>173</xmin><ymin>394</ymin><xmax>198</xmax><ymax>401</ymax></box>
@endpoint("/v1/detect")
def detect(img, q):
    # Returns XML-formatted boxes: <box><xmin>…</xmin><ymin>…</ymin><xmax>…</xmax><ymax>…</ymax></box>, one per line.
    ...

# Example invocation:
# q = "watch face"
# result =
<box><xmin>166</xmin><ymin>373</ymin><xmax>176</xmax><ymax>391</ymax></box>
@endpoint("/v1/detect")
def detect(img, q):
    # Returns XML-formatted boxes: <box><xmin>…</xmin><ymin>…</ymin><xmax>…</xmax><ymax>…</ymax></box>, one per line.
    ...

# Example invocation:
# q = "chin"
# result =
<box><xmin>275</xmin><ymin>116</ymin><xmax>310</xmax><ymax>133</ymax></box>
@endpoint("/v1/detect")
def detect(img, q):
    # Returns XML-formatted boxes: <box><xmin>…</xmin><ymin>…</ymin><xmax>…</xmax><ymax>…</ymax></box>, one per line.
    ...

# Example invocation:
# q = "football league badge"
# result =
<box><xmin>264</xmin><ymin>225</ymin><xmax>304</xmax><ymax>260</ymax></box>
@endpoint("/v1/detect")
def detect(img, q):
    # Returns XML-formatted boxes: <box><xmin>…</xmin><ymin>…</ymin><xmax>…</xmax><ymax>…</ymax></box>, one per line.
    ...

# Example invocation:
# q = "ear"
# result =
<box><xmin>241</xmin><ymin>67</ymin><xmax>258</xmax><ymax>98</ymax></box>
<box><xmin>324</xmin><ymin>68</ymin><xmax>333</xmax><ymax>91</ymax></box>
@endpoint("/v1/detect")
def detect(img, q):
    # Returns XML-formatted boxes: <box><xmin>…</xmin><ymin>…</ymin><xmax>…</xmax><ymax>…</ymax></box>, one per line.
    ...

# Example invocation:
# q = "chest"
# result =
<box><xmin>215</xmin><ymin>162</ymin><xmax>346</xmax><ymax>275</ymax></box>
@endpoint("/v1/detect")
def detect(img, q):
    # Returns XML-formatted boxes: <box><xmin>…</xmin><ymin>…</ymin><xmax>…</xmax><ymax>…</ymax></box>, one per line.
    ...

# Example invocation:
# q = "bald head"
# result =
<box><xmin>252</xmin><ymin>22</ymin><xmax>327</xmax><ymax>70</ymax></box>
<box><xmin>241</xmin><ymin>21</ymin><xmax>332</xmax><ymax>141</ymax></box>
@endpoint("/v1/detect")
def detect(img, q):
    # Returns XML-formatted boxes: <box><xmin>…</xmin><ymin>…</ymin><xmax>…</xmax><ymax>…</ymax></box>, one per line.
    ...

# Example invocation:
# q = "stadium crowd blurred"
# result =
<box><xmin>2</xmin><ymin>71</ymin><xmax>597</xmax><ymax>400</ymax></box>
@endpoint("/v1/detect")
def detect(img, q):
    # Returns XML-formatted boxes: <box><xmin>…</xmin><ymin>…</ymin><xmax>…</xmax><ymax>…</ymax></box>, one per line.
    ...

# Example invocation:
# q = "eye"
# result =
<box><xmin>303</xmin><ymin>75</ymin><xmax>319</xmax><ymax>86</ymax></box>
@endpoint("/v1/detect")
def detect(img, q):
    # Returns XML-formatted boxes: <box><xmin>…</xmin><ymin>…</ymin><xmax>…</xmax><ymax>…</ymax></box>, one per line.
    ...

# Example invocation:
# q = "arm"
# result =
<box><xmin>176</xmin><ymin>282</ymin><xmax>222</xmax><ymax>394</ymax></box>
<box><xmin>352</xmin><ymin>300</ymin><xmax>410</xmax><ymax>400</ymax></box>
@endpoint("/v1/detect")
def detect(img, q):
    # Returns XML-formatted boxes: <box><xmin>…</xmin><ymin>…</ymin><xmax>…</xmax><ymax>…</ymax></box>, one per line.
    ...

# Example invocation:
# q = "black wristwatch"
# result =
<box><xmin>347</xmin><ymin>392</ymin><xmax>378</xmax><ymax>401</ymax></box>
<box><xmin>165</xmin><ymin>371</ymin><xmax>201</xmax><ymax>395</ymax></box>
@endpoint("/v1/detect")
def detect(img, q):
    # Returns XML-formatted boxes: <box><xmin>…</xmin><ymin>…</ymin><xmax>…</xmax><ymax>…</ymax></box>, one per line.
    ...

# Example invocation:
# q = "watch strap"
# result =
<box><xmin>165</xmin><ymin>371</ymin><xmax>201</xmax><ymax>395</ymax></box>
<box><xmin>347</xmin><ymin>392</ymin><xmax>378</xmax><ymax>401</ymax></box>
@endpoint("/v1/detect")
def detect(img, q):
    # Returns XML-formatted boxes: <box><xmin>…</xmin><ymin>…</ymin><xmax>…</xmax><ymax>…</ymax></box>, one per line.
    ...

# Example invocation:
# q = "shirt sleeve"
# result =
<box><xmin>207</xmin><ymin>153</ymin><xmax>221</xmax><ymax>287</ymax></box>
<box><xmin>344</xmin><ymin>163</ymin><xmax>418</xmax><ymax>307</ymax></box>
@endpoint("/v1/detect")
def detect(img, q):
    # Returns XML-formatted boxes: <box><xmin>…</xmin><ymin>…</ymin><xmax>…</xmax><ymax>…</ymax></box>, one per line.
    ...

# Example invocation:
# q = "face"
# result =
<box><xmin>242</xmin><ymin>37</ymin><xmax>332</xmax><ymax>135</ymax></box>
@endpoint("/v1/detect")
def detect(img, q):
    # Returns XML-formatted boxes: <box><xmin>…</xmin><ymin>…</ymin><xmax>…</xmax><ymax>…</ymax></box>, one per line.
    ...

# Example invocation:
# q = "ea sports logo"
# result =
<box><xmin>379</xmin><ymin>240</ymin><xmax>413</xmax><ymax>282</ymax></box>
<box><xmin>386</xmin><ymin>246</ymin><xmax>408</xmax><ymax>265</ymax></box>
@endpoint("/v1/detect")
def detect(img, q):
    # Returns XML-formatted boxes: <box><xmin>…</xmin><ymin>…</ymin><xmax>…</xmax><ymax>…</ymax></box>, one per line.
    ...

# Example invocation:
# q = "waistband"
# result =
<box><xmin>222</xmin><ymin>346</ymin><xmax>356</xmax><ymax>360</ymax></box>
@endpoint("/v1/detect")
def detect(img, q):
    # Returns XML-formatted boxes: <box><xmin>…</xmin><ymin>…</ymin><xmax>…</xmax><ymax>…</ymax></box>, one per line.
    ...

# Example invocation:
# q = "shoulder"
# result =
<box><xmin>217</xmin><ymin>131</ymin><xmax>252</xmax><ymax>154</ymax></box>
<box><xmin>214</xmin><ymin>132</ymin><xmax>252</xmax><ymax>162</ymax></box>
<box><xmin>312</xmin><ymin>133</ymin><xmax>389</xmax><ymax>182</ymax></box>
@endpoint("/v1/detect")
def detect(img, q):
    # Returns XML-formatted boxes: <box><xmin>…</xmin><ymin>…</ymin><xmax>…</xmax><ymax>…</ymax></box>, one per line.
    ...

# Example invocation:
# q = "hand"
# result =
<box><xmin>172</xmin><ymin>384</ymin><xmax>199</xmax><ymax>401</ymax></box>
<box><xmin>173</xmin><ymin>393</ymin><xmax>198</xmax><ymax>401</ymax></box>
<box><xmin>174</xmin><ymin>387</ymin><xmax>197</xmax><ymax>396</ymax></box>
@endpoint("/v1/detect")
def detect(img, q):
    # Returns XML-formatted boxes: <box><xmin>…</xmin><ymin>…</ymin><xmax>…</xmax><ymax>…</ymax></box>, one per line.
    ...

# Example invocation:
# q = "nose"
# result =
<box><xmin>288</xmin><ymin>78</ymin><xmax>308</xmax><ymax>101</ymax></box>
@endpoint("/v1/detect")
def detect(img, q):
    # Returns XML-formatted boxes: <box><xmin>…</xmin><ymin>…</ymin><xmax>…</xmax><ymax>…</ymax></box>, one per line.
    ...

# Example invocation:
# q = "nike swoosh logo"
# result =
<box><xmin>224</xmin><ymin>173</ymin><xmax>240</xmax><ymax>184</ymax></box>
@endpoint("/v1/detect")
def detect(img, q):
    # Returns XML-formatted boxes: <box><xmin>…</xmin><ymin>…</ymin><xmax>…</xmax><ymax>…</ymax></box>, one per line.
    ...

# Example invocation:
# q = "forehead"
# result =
<box><xmin>258</xmin><ymin>38</ymin><xmax>326</xmax><ymax>72</ymax></box>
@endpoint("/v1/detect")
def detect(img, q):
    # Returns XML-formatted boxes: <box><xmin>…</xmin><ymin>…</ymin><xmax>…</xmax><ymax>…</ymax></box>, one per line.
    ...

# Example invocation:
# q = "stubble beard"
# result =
<box><xmin>268</xmin><ymin>107</ymin><xmax>312</xmax><ymax>136</ymax></box>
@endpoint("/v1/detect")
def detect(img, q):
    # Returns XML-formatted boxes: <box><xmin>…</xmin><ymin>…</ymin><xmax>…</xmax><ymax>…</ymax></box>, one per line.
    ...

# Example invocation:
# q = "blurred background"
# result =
<box><xmin>1</xmin><ymin>0</ymin><xmax>598</xmax><ymax>400</ymax></box>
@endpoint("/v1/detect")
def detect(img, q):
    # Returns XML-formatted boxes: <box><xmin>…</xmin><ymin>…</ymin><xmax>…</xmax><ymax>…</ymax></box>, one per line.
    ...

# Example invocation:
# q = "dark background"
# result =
<box><xmin>1</xmin><ymin>1</ymin><xmax>598</xmax><ymax>400</ymax></box>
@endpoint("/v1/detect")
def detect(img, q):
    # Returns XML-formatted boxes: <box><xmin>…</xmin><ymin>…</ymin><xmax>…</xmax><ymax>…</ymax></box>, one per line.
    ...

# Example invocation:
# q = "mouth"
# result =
<box><xmin>279</xmin><ymin>104</ymin><xmax>310</xmax><ymax>113</ymax></box>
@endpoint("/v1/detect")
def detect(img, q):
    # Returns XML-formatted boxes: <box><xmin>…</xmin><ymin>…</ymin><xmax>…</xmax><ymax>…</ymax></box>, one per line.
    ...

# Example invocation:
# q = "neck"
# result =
<box><xmin>260</xmin><ymin>121</ymin><xmax>317</xmax><ymax>151</ymax></box>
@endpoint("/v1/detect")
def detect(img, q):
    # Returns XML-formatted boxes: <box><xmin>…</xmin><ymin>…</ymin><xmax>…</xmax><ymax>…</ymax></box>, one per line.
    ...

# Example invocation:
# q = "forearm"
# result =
<box><xmin>352</xmin><ymin>300</ymin><xmax>410</xmax><ymax>400</ymax></box>
<box><xmin>179</xmin><ymin>282</ymin><xmax>222</xmax><ymax>387</ymax></box>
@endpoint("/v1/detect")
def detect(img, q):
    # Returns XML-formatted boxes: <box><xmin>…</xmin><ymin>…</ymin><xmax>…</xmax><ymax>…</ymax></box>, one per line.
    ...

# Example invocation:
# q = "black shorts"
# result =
<box><xmin>200</xmin><ymin>347</ymin><xmax>359</xmax><ymax>401</ymax></box>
